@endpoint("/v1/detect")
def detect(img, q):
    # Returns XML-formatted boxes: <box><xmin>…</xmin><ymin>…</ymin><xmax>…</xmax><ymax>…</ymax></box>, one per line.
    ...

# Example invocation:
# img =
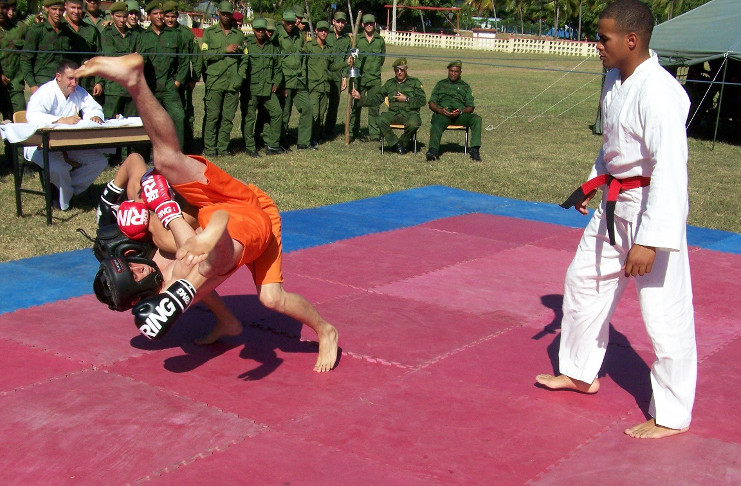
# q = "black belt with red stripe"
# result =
<box><xmin>561</xmin><ymin>174</ymin><xmax>651</xmax><ymax>245</ymax></box>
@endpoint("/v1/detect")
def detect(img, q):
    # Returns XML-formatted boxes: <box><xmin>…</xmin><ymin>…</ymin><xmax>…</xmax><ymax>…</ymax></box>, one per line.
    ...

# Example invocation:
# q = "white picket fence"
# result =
<box><xmin>381</xmin><ymin>31</ymin><xmax>599</xmax><ymax>57</ymax></box>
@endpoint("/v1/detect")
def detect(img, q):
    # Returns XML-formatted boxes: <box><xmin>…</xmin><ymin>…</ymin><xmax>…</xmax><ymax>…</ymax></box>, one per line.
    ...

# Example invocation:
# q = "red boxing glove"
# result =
<box><xmin>117</xmin><ymin>200</ymin><xmax>150</xmax><ymax>240</ymax></box>
<box><xmin>140</xmin><ymin>168</ymin><xmax>173</xmax><ymax>211</ymax></box>
<box><xmin>154</xmin><ymin>200</ymin><xmax>183</xmax><ymax>229</ymax></box>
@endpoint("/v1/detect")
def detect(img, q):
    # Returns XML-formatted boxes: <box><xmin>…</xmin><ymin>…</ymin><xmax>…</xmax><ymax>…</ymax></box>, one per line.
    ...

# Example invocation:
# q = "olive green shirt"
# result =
<box><xmin>174</xmin><ymin>22</ymin><xmax>202</xmax><ymax>83</ymax></box>
<box><xmin>276</xmin><ymin>25</ymin><xmax>306</xmax><ymax>89</ymax></box>
<box><xmin>355</xmin><ymin>30</ymin><xmax>385</xmax><ymax>85</ymax></box>
<box><xmin>363</xmin><ymin>75</ymin><xmax>426</xmax><ymax>114</ymax></box>
<box><xmin>21</xmin><ymin>20</ymin><xmax>75</xmax><ymax>88</ymax></box>
<box><xmin>100</xmin><ymin>24</ymin><xmax>137</xmax><ymax>96</ymax></box>
<box><xmin>200</xmin><ymin>23</ymin><xmax>243</xmax><ymax>91</ymax></box>
<box><xmin>325</xmin><ymin>31</ymin><xmax>351</xmax><ymax>83</ymax></box>
<box><xmin>303</xmin><ymin>38</ymin><xmax>329</xmax><ymax>93</ymax></box>
<box><xmin>134</xmin><ymin>25</ymin><xmax>188</xmax><ymax>92</ymax></box>
<box><xmin>240</xmin><ymin>35</ymin><xmax>282</xmax><ymax>97</ymax></box>
<box><xmin>0</xmin><ymin>19</ymin><xmax>28</xmax><ymax>93</ymax></box>
<box><xmin>429</xmin><ymin>77</ymin><xmax>475</xmax><ymax>112</ymax></box>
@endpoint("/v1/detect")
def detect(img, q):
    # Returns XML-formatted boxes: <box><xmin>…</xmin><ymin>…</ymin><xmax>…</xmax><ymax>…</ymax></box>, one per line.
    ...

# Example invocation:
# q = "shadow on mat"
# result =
<box><xmin>129</xmin><ymin>294</ymin><xmax>341</xmax><ymax>379</ymax></box>
<box><xmin>533</xmin><ymin>293</ymin><xmax>652</xmax><ymax>417</ymax></box>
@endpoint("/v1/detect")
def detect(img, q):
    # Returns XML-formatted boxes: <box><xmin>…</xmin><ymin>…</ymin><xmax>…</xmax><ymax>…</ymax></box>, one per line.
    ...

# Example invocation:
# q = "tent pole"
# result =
<box><xmin>711</xmin><ymin>54</ymin><xmax>729</xmax><ymax>151</ymax></box>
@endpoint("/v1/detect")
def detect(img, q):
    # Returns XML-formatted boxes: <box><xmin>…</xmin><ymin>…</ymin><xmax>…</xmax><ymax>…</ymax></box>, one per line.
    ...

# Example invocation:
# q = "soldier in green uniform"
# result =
<box><xmin>0</xmin><ymin>0</ymin><xmax>28</xmax><ymax>119</ymax></box>
<box><xmin>303</xmin><ymin>20</ymin><xmax>331</xmax><ymax>145</ymax></box>
<box><xmin>126</xmin><ymin>1</ymin><xmax>143</xmax><ymax>33</ymax></box>
<box><xmin>350</xmin><ymin>13</ymin><xmax>385</xmax><ymax>142</ymax></box>
<box><xmin>199</xmin><ymin>0</ymin><xmax>242</xmax><ymax>157</ymax></box>
<box><xmin>426</xmin><ymin>60</ymin><xmax>482</xmax><ymax>161</ymax></box>
<box><xmin>83</xmin><ymin>0</ymin><xmax>105</xmax><ymax>31</ymax></box>
<box><xmin>239</xmin><ymin>17</ymin><xmax>283</xmax><ymax>156</ymax></box>
<box><xmin>276</xmin><ymin>10</ymin><xmax>313</xmax><ymax>150</ymax></box>
<box><xmin>163</xmin><ymin>0</ymin><xmax>201</xmax><ymax>153</ymax></box>
<box><xmin>351</xmin><ymin>57</ymin><xmax>426</xmax><ymax>154</ymax></box>
<box><xmin>323</xmin><ymin>10</ymin><xmax>350</xmax><ymax>140</ymax></box>
<box><xmin>100</xmin><ymin>1</ymin><xmax>136</xmax><ymax>119</ymax></box>
<box><xmin>63</xmin><ymin>0</ymin><xmax>102</xmax><ymax>98</ymax></box>
<box><xmin>135</xmin><ymin>0</ymin><xmax>187</xmax><ymax>149</ymax></box>
<box><xmin>251</xmin><ymin>16</ymin><xmax>278</xmax><ymax>149</ymax></box>
<box><xmin>21</xmin><ymin>0</ymin><xmax>75</xmax><ymax>94</ymax></box>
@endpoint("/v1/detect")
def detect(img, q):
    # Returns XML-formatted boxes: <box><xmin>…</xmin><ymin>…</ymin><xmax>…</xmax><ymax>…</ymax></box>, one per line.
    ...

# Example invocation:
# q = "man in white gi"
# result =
<box><xmin>24</xmin><ymin>59</ymin><xmax>108</xmax><ymax>210</ymax></box>
<box><xmin>535</xmin><ymin>0</ymin><xmax>696</xmax><ymax>440</ymax></box>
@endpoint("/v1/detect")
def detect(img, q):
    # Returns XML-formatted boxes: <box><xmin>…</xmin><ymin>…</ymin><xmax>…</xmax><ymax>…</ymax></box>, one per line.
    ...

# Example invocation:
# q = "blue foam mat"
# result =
<box><xmin>1</xmin><ymin>186</ymin><xmax>738</xmax><ymax>315</ymax></box>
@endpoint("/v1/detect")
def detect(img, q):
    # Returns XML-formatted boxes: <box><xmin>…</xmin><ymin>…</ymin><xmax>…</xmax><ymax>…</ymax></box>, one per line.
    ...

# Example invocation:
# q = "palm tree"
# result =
<box><xmin>466</xmin><ymin>0</ymin><xmax>497</xmax><ymax>19</ymax></box>
<box><xmin>505</xmin><ymin>0</ymin><xmax>527</xmax><ymax>34</ymax></box>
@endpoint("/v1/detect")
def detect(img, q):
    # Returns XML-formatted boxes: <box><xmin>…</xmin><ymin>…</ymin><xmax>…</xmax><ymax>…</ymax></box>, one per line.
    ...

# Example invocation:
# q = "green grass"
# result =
<box><xmin>1</xmin><ymin>45</ymin><xmax>739</xmax><ymax>262</ymax></box>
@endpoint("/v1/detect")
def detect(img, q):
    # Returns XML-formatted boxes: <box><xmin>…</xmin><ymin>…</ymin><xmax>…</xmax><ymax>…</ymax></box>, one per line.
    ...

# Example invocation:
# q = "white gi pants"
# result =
<box><xmin>559</xmin><ymin>206</ymin><xmax>697</xmax><ymax>429</ymax></box>
<box><xmin>25</xmin><ymin>148</ymin><xmax>108</xmax><ymax>211</ymax></box>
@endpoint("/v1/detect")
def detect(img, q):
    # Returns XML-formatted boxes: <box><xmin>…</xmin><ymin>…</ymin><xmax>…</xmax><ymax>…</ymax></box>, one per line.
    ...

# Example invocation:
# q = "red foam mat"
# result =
<box><xmin>0</xmin><ymin>213</ymin><xmax>739</xmax><ymax>484</ymax></box>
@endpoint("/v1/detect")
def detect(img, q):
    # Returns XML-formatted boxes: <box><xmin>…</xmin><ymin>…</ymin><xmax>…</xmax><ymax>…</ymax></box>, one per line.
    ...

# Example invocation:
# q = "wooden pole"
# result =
<box><xmin>344</xmin><ymin>10</ymin><xmax>363</xmax><ymax>145</ymax></box>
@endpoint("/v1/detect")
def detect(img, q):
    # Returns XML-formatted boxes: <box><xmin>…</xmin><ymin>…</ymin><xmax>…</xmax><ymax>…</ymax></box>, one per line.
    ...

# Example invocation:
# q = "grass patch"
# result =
<box><xmin>1</xmin><ymin>45</ymin><xmax>738</xmax><ymax>262</ymax></box>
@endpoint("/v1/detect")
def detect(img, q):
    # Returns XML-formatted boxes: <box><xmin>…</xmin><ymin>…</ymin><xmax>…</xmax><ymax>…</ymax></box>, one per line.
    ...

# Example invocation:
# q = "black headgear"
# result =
<box><xmin>93</xmin><ymin>256</ymin><xmax>164</xmax><ymax>311</ymax></box>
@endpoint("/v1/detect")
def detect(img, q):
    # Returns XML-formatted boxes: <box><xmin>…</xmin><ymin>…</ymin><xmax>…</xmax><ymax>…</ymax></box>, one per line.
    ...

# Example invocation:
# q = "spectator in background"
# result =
<box><xmin>349</xmin><ymin>13</ymin><xmax>385</xmax><ymax>142</ymax></box>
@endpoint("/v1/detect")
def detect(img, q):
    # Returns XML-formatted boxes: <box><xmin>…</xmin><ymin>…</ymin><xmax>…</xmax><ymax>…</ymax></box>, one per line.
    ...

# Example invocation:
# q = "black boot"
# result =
<box><xmin>470</xmin><ymin>147</ymin><xmax>482</xmax><ymax>161</ymax></box>
<box><xmin>426</xmin><ymin>149</ymin><xmax>439</xmax><ymax>161</ymax></box>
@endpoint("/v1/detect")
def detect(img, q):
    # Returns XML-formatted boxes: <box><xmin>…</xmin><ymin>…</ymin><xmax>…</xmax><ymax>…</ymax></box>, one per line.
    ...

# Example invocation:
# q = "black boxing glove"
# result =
<box><xmin>133</xmin><ymin>279</ymin><xmax>196</xmax><ymax>339</ymax></box>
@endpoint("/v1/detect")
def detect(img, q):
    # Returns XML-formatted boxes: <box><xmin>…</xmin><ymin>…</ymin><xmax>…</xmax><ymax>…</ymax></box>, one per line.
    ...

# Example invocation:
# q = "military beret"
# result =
<box><xmin>392</xmin><ymin>57</ymin><xmax>408</xmax><ymax>68</ymax></box>
<box><xmin>144</xmin><ymin>0</ymin><xmax>162</xmax><ymax>13</ymax></box>
<box><xmin>109</xmin><ymin>1</ymin><xmax>128</xmax><ymax>13</ymax></box>
<box><xmin>161</xmin><ymin>0</ymin><xmax>177</xmax><ymax>13</ymax></box>
<box><xmin>127</xmin><ymin>1</ymin><xmax>140</xmax><ymax>12</ymax></box>
<box><xmin>43</xmin><ymin>0</ymin><xmax>64</xmax><ymax>6</ymax></box>
<box><xmin>217</xmin><ymin>0</ymin><xmax>232</xmax><ymax>13</ymax></box>
<box><xmin>232</xmin><ymin>11</ymin><xmax>242</xmax><ymax>21</ymax></box>
<box><xmin>315</xmin><ymin>20</ymin><xmax>329</xmax><ymax>31</ymax></box>
<box><xmin>252</xmin><ymin>17</ymin><xmax>267</xmax><ymax>29</ymax></box>
<box><xmin>362</xmin><ymin>14</ymin><xmax>375</xmax><ymax>24</ymax></box>
<box><xmin>447</xmin><ymin>60</ymin><xmax>462</xmax><ymax>69</ymax></box>
<box><xmin>282</xmin><ymin>10</ymin><xmax>296</xmax><ymax>22</ymax></box>
<box><xmin>333</xmin><ymin>11</ymin><xmax>346</xmax><ymax>21</ymax></box>
<box><xmin>265</xmin><ymin>18</ymin><xmax>276</xmax><ymax>30</ymax></box>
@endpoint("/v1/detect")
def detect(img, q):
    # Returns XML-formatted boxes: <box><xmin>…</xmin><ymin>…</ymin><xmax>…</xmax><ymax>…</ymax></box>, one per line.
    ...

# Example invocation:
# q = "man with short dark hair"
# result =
<box><xmin>535</xmin><ymin>0</ymin><xmax>696</xmax><ymax>440</ymax></box>
<box><xmin>24</xmin><ymin>59</ymin><xmax>108</xmax><ymax>210</ymax></box>
<box><xmin>426</xmin><ymin>60</ymin><xmax>482</xmax><ymax>162</ymax></box>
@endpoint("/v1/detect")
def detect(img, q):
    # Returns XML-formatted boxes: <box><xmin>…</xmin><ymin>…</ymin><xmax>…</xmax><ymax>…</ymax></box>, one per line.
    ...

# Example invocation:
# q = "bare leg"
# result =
<box><xmin>624</xmin><ymin>418</ymin><xmax>689</xmax><ymax>439</ymax></box>
<box><xmin>74</xmin><ymin>54</ymin><xmax>202</xmax><ymax>185</ymax></box>
<box><xmin>258</xmin><ymin>283</ymin><xmax>339</xmax><ymax>372</ymax></box>
<box><xmin>535</xmin><ymin>374</ymin><xmax>600</xmax><ymax>394</ymax></box>
<box><xmin>195</xmin><ymin>290</ymin><xmax>243</xmax><ymax>345</ymax></box>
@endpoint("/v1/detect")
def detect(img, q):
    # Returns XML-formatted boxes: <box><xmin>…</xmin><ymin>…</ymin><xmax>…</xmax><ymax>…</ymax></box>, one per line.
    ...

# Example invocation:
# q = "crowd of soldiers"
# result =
<box><xmin>0</xmin><ymin>0</ymin><xmax>483</xmax><ymax>161</ymax></box>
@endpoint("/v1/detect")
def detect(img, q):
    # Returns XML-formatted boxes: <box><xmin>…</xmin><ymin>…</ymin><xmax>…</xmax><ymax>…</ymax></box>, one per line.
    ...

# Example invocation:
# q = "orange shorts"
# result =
<box><xmin>172</xmin><ymin>156</ymin><xmax>283</xmax><ymax>285</ymax></box>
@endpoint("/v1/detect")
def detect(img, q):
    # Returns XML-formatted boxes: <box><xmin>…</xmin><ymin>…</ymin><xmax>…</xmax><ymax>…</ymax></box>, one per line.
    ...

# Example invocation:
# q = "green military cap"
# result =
<box><xmin>392</xmin><ymin>57</ymin><xmax>408</xmax><ymax>68</ymax></box>
<box><xmin>447</xmin><ymin>60</ymin><xmax>462</xmax><ymax>69</ymax></box>
<box><xmin>282</xmin><ymin>10</ymin><xmax>296</xmax><ymax>21</ymax></box>
<box><xmin>265</xmin><ymin>17</ymin><xmax>276</xmax><ymax>30</ymax></box>
<box><xmin>110</xmin><ymin>1</ymin><xmax>128</xmax><ymax>12</ymax></box>
<box><xmin>292</xmin><ymin>5</ymin><xmax>305</xmax><ymax>16</ymax></box>
<box><xmin>65</xmin><ymin>0</ymin><xmax>84</xmax><ymax>5</ymax></box>
<box><xmin>252</xmin><ymin>17</ymin><xmax>267</xmax><ymax>29</ymax></box>
<box><xmin>333</xmin><ymin>11</ymin><xmax>346</xmax><ymax>21</ymax></box>
<box><xmin>217</xmin><ymin>0</ymin><xmax>231</xmax><ymax>13</ymax></box>
<box><xmin>315</xmin><ymin>20</ymin><xmax>329</xmax><ymax>30</ymax></box>
<box><xmin>362</xmin><ymin>13</ymin><xmax>375</xmax><ymax>24</ymax></box>
<box><xmin>161</xmin><ymin>0</ymin><xmax>177</xmax><ymax>13</ymax></box>
<box><xmin>43</xmin><ymin>0</ymin><xmax>64</xmax><ymax>6</ymax></box>
<box><xmin>145</xmin><ymin>0</ymin><xmax>162</xmax><ymax>13</ymax></box>
<box><xmin>127</xmin><ymin>1</ymin><xmax>140</xmax><ymax>12</ymax></box>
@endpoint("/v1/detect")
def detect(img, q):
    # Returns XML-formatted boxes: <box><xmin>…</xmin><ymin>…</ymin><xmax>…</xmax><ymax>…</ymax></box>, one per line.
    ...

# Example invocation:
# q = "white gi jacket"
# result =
<box><xmin>590</xmin><ymin>53</ymin><xmax>690</xmax><ymax>251</ymax></box>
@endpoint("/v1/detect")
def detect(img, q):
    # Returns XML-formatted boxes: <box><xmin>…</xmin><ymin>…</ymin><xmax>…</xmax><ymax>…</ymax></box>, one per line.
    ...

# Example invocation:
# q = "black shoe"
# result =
<box><xmin>426</xmin><ymin>149</ymin><xmax>439</xmax><ymax>161</ymax></box>
<box><xmin>296</xmin><ymin>144</ymin><xmax>318</xmax><ymax>151</ymax></box>
<box><xmin>265</xmin><ymin>146</ymin><xmax>285</xmax><ymax>155</ymax></box>
<box><xmin>396</xmin><ymin>142</ymin><xmax>407</xmax><ymax>155</ymax></box>
<box><xmin>470</xmin><ymin>147</ymin><xmax>482</xmax><ymax>162</ymax></box>
<box><xmin>281</xmin><ymin>145</ymin><xmax>293</xmax><ymax>153</ymax></box>
<box><xmin>245</xmin><ymin>150</ymin><xmax>260</xmax><ymax>158</ymax></box>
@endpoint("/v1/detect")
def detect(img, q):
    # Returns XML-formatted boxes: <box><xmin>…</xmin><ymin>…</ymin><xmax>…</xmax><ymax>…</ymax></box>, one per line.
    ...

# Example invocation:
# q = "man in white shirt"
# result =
<box><xmin>24</xmin><ymin>59</ymin><xmax>108</xmax><ymax>210</ymax></box>
<box><xmin>535</xmin><ymin>0</ymin><xmax>696</xmax><ymax>439</ymax></box>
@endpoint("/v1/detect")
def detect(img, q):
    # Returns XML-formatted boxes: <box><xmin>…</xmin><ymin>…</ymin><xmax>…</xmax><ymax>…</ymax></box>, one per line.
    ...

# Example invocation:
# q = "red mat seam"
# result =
<box><xmin>698</xmin><ymin>330</ymin><xmax>741</xmax><ymax>366</ymax></box>
<box><xmin>0</xmin><ymin>366</ymin><xmax>90</xmax><ymax>396</ymax></box>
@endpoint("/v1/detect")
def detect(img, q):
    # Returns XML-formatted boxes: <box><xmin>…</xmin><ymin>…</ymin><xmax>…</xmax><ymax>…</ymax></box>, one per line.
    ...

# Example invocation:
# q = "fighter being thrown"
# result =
<box><xmin>79</xmin><ymin>54</ymin><xmax>338</xmax><ymax>372</ymax></box>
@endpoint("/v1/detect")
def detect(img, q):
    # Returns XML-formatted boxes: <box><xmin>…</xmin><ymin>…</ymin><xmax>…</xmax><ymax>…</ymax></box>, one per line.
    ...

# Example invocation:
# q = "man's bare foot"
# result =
<box><xmin>176</xmin><ymin>210</ymin><xmax>230</xmax><ymax>265</ymax></box>
<box><xmin>535</xmin><ymin>374</ymin><xmax>600</xmax><ymax>394</ymax></box>
<box><xmin>624</xmin><ymin>418</ymin><xmax>689</xmax><ymax>439</ymax></box>
<box><xmin>194</xmin><ymin>314</ymin><xmax>243</xmax><ymax>345</ymax></box>
<box><xmin>74</xmin><ymin>54</ymin><xmax>144</xmax><ymax>90</ymax></box>
<box><xmin>314</xmin><ymin>323</ymin><xmax>339</xmax><ymax>373</ymax></box>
